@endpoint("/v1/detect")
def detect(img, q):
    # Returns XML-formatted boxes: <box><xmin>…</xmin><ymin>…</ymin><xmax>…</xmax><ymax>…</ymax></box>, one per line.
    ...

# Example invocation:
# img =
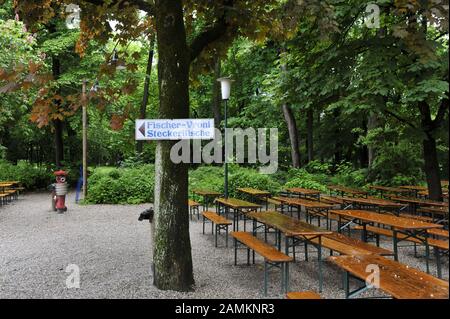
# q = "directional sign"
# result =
<box><xmin>135</xmin><ymin>119</ymin><xmax>215</xmax><ymax>140</ymax></box>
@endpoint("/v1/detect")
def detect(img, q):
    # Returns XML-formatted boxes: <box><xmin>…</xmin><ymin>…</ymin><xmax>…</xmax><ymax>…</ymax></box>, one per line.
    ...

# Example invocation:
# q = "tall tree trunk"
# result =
<box><xmin>136</xmin><ymin>34</ymin><xmax>156</xmax><ymax>154</ymax></box>
<box><xmin>367</xmin><ymin>112</ymin><xmax>378</xmax><ymax>168</ymax></box>
<box><xmin>52</xmin><ymin>55</ymin><xmax>63</xmax><ymax>167</ymax></box>
<box><xmin>333</xmin><ymin>109</ymin><xmax>342</xmax><ymax>165</ymax></box>
<box><xmin>282</xmin><ymin>104</ymin><xmax>301</xmax><ymax>168</ymax></box>
<box><xmin>211</xmin><ymin>56</ymin><xmax>222</xmax><ymax>127</ymax></box>
<box><xmin>423</xmin><ymin>133</ymin><xmax>442</xmax><ymax>201</ymax></box>
<box><xmin>306</xmin><ymin>107</ymin><xmax>314</xmax><ymax>163</ymax></box>
<box><xmin>153</xmin><ymin>0</ymin><xmax>194</xmax><ymax>291</ymax></box>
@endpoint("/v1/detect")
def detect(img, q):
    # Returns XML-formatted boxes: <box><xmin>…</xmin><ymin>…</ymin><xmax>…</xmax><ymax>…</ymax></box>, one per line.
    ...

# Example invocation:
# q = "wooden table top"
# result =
<box><xmin>329</xmin><ymin>254</ymin><xmax>449</xmax><ymax>299</ymax></box>
<box><xmin>368</xmin><ymin>185</ymin><xmax>411</xmax><ymax>194</ymax></box>
<box><xmin>237</xmin><ymin>187</ymin><xmax>271</xmax><ymax>196</ymax></box>
<box><xmin>215</xmin><ymin>197</ymin><xmax>261</xmax><ymax>210</ymax></box>
<box><xmin>0</xmin><ymin>183</ymin><xmax>13</xmax><ymax>187</ymax></box>
<box><xmin>247</xmin><ymin>211</ymin><xmax>332</xmax><ymax>237</ymax></box>
<box><xmin>390</xmin><ymin>196</ymin><xmax>449</xmax><ymax>208</ymax></box>
<box><xmin>327</xmin><ymin>185</ymin><xmax>367</xmax><ymax>195</ymax></box>
<box><xmin>341</xmin><ymin>196</ymin><xmax>404</xmax><ymax>208</ymax></box>
<box><xmin>399</xmin><ymin>185</ymin><xmax>428</xmax><ymax>191</ymax></box>
<box><xmin>330</xmin><ymin>209</ymin><xmax>442</xmax><ymax>230</ymax></box>
<box><xmin>320</xmin><ymin>195</ymin><xmax>346</xmax><ymax>205</ymax></box>
<box><xmin>286</xmin><ymin>187</ymin><xmax>321</xmax><ymax>195</ymax></box>
<box><xmin>192</xmin><ymin>189</ymin><xmax>222</xmax><ymax>197</ymax></box>
<box><xmin>418</xmin><ymin>190</ymin><xmax>449</xmax><ymax>197</ymax></box>
<box><xmin>417</xmin><ymin>206</ymin><xmax>449</xmax><ymax>215</ymax></box>
<box><xmin>273</xmin><ymin>196</ymin><xmax>333</xmax><ymax>209</ymax></box>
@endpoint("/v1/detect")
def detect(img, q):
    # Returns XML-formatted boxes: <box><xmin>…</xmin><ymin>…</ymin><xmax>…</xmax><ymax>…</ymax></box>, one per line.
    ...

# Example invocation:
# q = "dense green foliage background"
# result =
<box><xmin>1</xmin><ymin>0</ymin><xmax>448</xmax><ymax>203</ymax></box>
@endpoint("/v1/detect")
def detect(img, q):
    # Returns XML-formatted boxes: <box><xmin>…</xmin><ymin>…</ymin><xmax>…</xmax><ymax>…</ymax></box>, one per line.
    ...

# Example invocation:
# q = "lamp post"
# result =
<box><xmin>217</xmin><ymin>77</ymin><xmax>233</xmax><ymax>198</ymax></box>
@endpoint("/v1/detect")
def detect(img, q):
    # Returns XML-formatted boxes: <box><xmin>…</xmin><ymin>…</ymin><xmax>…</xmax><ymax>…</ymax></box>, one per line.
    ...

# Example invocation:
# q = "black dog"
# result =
<box><xmin>138</xmin><ymin>208</ymin><xmax>154</xmax><ymax>223</ymax></box>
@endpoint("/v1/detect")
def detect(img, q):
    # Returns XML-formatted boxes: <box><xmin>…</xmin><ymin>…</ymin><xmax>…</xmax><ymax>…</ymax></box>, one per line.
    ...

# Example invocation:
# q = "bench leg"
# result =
<box><xmin>215</xmin><ymin>225</ymin><xmax>218</xmax><ymax>248</ymax></box>
<box><xmin>234</xmin><ymin>238</ymin><xmax>237</xmax><ymax>266</ymax></box>
<box><xmin>435</xmin><ymin>247</ymin><xmax>442</xmax><ymax>279</ymax></box>
<box><xmin>247</xmin><ymin>248</ymin><xmax>250</xmax><ymax>265</ymax></box>
<box><xmin>225</xmin><ymin>225</ymin><xmax>229</xmax><ymax>248</ymax></box>
<box><xmin>264</xmin><ymin>261</ymin><xmax>268</xmax><ymax>297</ymax></box>
<box><xmin>343</xmin><ymin>271</ymin><xmax>350</xmax><ymax>298</ymax></box>
<box><xmin>304</xmin><ymin>242</ymin><xmax>309</xmax><ymax>261</ymax></box>
<box><xmin>392</xmin><ymin>230</ymin><xmax>398</xmax><ymax>261</ymax></box>
<box><xmin>285</xmin><ymin>262</ymin><xmax>290</xmax><ymax>293</ymax></box>
<box><xmin>202</xmin><ymin>215</ymin><xmax>205</xmax><ymax>234</ymax></box>
<box><xmin>318</xmin><ymin>237</ymin><xmax>323</xmax><ymax>293</ymax></box>
<box><xmin>280</xmin><ymin>263</ymin><xmax>284</xmax><ymax>294</ymax></box>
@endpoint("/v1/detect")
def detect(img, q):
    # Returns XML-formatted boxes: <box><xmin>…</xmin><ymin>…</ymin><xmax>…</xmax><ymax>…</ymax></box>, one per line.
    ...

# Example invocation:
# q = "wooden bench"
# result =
<box><xmin>427</xmin><ymin>228</ymin><xmax>449</xmax><ymax>239</ymax></box>
<box><xmin>188</xmin><ymin>199</ymin><xmax>200</xmax><ymax>220</ymax></box>
<box><xmin>286</xmin><ymin>291</ymin><xmax>321</xmax><ymax>299</ymax></box>
<box><xmin>306</xmin><ymin>232</ymin><xmax>393</xmax><ymax>258</ymax></box>
<box><xmin>0</xmin><ymin>193</ymin><xmax>8</xmax><ymax>206</ymax></box>
<box><xmin>329</xmin><ymin>254</ymin><xmax>449</xmax><ymax>299</ymax></box>
<box><xmin>202</xmin><ymin>211</ymin><xmax>232</xmax><ymax>247</ymax></box>
<box><xmin>231</xmin><ymin>231</ymin><xmax>293</xmax><ymax>296</ymax></box>
<box><xmin>353</xmin><ymin>224</ymin><xmax>448</xmax><ymax>278</ymax></box>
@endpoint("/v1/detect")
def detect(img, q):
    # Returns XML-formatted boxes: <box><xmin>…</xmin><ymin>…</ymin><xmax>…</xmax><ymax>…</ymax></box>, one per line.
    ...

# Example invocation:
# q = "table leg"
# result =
<box><xmin>393</xmin><ymin>229</ymin><xmax>398</xmax><ymax>261</ymax></box>
<box><xmin>318</xmin><ymin>236</ymin><xmax>323</xmax><ymax>293</ymax></box>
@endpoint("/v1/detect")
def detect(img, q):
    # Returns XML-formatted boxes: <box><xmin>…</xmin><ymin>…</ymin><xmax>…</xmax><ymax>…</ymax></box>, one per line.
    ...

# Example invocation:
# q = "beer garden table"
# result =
<box><xmin>329</xmin><ymin>254</ymin><xmax>449</xmax><ymax>299</ymax></box>
<box><xmin>273</xmin><ymin>196</ymin><xmax>334</xmax><ymax>229</ymax></box>
<box><xmin>327</xmin><ymin>185</ymin><xmax>368</xmax><ymax>198</ymax></box>
<box><xmin>215</xmin><ymin>197</ymin><xmax>261</xmax><ymax>231</ymax></box>
<box><xmin>368</xmin><ymin>185</ymin><xmax>411</xmax><ymax>198</ymax></box>
<box><xmin>399</xmin><ymin>185</ymin><xmax>427</xmax><ymax>197</ymax></box>
<box><xmin>247</xmin><ymin>210</ymin><xmax>332</xmax><ymax>291</ymax></box>
<box><xmin>390</xmin><ymin>196</ymin><xmax>449</xmax><ymax>214</ymax></box>
<box><xmin>192</xmin><ymin>189</ymin><xmax>222</xmax><ymax>211</ymax></box>
<box><xmin>330</xmin><ymin>209</ymin><xmax>443</xmax><ymax>273</ymax></box>
<box><xmin>340</xmin><ymin>196</ymin><xmax>406</xmax><ymax>215</ymax></box>
<box><xmin>285</xmin><ymin>187</ymin><xmax>321</xmax><ymax>200</ymax></box>
<box><xmin>237</xmin><ymin>187</ymin><xmax>271</xmax><ymax>209</ymax></box>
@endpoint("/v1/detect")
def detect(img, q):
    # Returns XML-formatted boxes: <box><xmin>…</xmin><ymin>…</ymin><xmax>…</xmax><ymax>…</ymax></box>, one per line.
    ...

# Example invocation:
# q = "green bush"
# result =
<box><xmin>228</xmin><ymin>165</ymin><xmax>282</xmax><ymax>197</ymax></box>
<box><xmin>189</xmin><ymin>165</ymin><xmax>282</xmax><ymax>198</ymax></box>
<box><xmin>367</xmin><ymin>142</ymin><xmax>424</xmax><ymax>186</ymax></box>
<box><xmin>0</xmin><ymin>160</ymin><xmax>53</xmax><ymax>189</ymax></box>
<box><xmin>330</xmin><ymin>162</ymin><xmax>368</xmax><ymax>188</ymax></box>
<box><xmin>188</xmin><ymin>166</ymin><xmax>224</xmax><ymax>197</ymax></box>
<box><xmin>283</xmin><ymin>168</ymin><xmax>328</xmax><ymax>192</ymax></box>
<box><xmin>86</xmin><ymin>164</ymin><xmax>155</xmax><ymax>204</ymax></box>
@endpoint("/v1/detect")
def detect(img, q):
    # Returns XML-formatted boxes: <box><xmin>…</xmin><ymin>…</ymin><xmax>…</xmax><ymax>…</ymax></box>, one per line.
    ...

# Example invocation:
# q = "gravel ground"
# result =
<box><xmin>0</xmin><ymin>192</ymin><xmax>448</xmax><ymax>299</ymax></box>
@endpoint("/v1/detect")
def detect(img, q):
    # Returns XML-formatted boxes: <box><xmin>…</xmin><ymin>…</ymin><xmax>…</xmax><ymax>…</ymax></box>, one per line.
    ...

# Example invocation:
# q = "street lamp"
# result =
<box><xmin>217</xmin><ymin>77</ymin><xmax>233</xmax><ymax>198</ymax></box>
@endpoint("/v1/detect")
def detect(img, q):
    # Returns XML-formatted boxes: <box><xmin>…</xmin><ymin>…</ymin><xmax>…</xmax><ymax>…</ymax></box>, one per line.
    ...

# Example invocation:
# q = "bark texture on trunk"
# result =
<box><xmin>422</xmin><ymin>133</ymin><xmax>442</xmax><ymax>201</ymax></box>
<box><xmin>306</xmin><ymin>107</ymin><xmax>314</xmax><ymax>163</ymax></box>
<box><xmin>282</xmin><ymin>104</ymin><xmax>301</xmax><ymax>168</ymax></box>
<box><xmin>137</xmin><ymin>34</ymin><xmax>156</xmax><ymax>154</ymax></box>
<box><xmin>367</xmin><ymin>112</ymin><xmax>378</xmax><ymax>168</ymax></box>
<box><xmin>153</xmin><ymin>0</ymin><xmax>194</xmax><ymax>291</ymax></box>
